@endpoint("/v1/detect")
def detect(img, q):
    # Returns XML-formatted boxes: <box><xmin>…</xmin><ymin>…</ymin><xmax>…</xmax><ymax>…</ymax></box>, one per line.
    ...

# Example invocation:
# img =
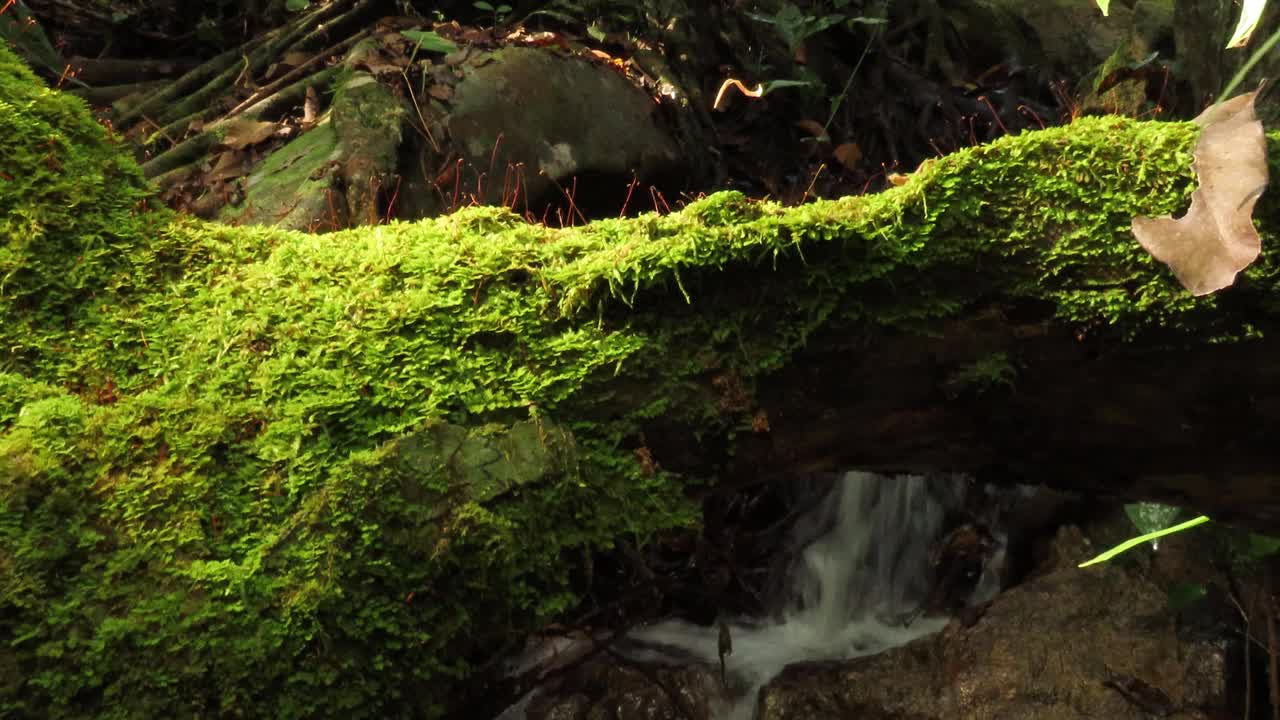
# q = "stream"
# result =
<box><xmin>621</xmin><ymin>471</ymin><xmax>1003</xmax><ymax>719</ymax></box>
<box><xmin>498</xmin><ymin>471</ymin><xmax>1011</xmax><ymax>720</ymax></box>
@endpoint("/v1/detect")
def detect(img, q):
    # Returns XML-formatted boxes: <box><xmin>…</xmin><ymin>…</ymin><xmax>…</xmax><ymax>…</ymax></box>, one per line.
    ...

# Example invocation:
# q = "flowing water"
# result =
<box><xmin>623</xmin><ymin>470</ymin><xmax>998</xmax><ymax>720</ymax></box>
<box><xmin>498</xmin><ymin>471</ymin><xmax>1006</xmax><ymax>720</ymax></box>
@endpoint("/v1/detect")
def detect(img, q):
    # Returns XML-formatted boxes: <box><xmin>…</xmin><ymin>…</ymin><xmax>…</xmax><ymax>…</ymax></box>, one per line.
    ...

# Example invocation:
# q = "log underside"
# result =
<box><xmin>709</xmin><ymin>311</ymin><xmax>1280</xmax><ymax>530</ymax></box>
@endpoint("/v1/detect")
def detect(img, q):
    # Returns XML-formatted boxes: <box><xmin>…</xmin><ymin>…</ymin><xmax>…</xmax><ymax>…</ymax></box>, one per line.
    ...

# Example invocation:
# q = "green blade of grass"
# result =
<box><xmin>1078</xmin><ymin>515</ymin><xmax>1211</xmax><ymax>568</ymax></box>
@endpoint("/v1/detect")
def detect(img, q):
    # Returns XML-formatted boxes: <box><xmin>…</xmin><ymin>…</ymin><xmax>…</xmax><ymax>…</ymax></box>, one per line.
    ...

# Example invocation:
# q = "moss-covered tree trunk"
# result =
<box><xmin>3</xmin><ymin>39</ymin><xmax>1280</xmax><ymax>719</ymax></box>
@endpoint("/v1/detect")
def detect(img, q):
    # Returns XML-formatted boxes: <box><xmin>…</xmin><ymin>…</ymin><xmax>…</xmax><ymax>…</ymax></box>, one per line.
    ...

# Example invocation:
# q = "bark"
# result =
<box><xmin>718</xmin><ymin>312</ymin><xmax>1280</xmax><ymax>529</ymax></box>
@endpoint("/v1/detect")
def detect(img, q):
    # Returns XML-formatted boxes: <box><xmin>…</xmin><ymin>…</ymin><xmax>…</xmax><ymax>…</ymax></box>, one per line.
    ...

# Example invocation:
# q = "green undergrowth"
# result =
<box><xmin>3</xmin><ymin>42</ymin><xmax>1279</xmax><ymax>718</ymax></box>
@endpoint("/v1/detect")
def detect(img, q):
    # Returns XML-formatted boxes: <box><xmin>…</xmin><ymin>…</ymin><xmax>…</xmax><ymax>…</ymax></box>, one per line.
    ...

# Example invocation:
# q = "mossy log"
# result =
<box><xmin>2</xmin><ymin>41</ymin><xmax>1279</xmax><ymax>718</ymax></box>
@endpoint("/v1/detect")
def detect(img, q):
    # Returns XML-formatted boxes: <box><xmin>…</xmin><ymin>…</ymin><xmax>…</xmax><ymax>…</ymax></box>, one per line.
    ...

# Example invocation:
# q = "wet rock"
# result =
<box><xmin>527</xmin><ymin>660</ymin><xmax>722</xmax><ymax>720</ymax></box>
<box><xmin>531</xmin><ymin>692</ymin><xmax>589</xmax><ymax>720</ymax></box>
<box><xmin>757</xmin><ymin>526</ymin><xmax>1229</xmax><ymax>720</ymax></box>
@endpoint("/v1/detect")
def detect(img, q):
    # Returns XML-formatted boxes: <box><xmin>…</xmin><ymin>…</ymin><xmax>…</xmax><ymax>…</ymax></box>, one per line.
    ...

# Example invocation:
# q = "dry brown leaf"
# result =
<box><xmin>1131</xmin><ymin>91</ymin><xmax>1268</xmax><ymax>296</ymax></box>
<box><xmin>220</xmin><ymin>119</ymin><xmax>279</xmax><ymax>150</ymax></box>
<box><xmin>459</xmin><ymin>27</ymin><xmax>493</xmax><ymax>44</ymax></box>
<box><xmin>795</xmin><ymin>119</ymin><xmax>827</xmax><ymax>139</ymax></box>
<box><xmin>444</xmin><ymin>48</ymin><xmax>471</xmax><ymax>66</ymax></box>
<box><xmin>833</xmin><ymin>142</ymin><xmax>862</xmax><ymax>169</ymax></box>
<box><xmin>429</xmin><ymin>64</ymin><xmax>455</xmax><ymax>84</ymax></box>
<box><xmin>207</xmin><ymin>149</ymin><xmax>248</xmax><ymax>182</ymax></box>
<box><xmin>364</xmin><ymin>60</ymin><xmax>405</xmax><ymax>76</ymax></box>
<box><xmin>427</xmin><ymin>84</ymin><xmax>453</xmax><ymax>101</ymax></box>
<box><xmin>515</xmin><ymin>30</ymin><xmax>570</xmax><ymax>49</ymax></box>
<box><xmin>281</xmin><ymin>51</ymin><xmax>312</xmax><ymax>67</ymax></box>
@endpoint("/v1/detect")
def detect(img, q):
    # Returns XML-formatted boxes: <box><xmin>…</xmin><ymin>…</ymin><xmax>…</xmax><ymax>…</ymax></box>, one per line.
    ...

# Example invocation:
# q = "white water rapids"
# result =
<box><xmin>499</xmin><ymin>471</ymin><xmax>1007</xmax><ymax>720</ymax></box>
<box><xmin>625</xmin><ymin>471</ymin><xmax>984</xmax><ymax>719</ymax></box>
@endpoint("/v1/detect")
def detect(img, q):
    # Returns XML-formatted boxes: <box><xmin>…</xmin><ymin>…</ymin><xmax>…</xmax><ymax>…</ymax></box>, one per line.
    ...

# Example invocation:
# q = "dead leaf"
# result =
<box><xmin>1226</xmin><ymin>0</ymin><xmax>1266</xmax><ymax>48</ymax></box>
<box><xmin>1131</xmin><ymin>91</ymin><xmax>1268</xmax><ymax>296</ymax></box>
<box><xmin>429</xmin><ymin>64</ymin><xmax>455</xmax><ymax>84</ymax></box>
<box><xmin>795</xmin><ymin>119</ymin><xmax>827</xmax><ymax>139</ymax></box>
<box><xmin>444</xmin><ymin>48</ymin><xmax>471</xmax><ymax>66</ymax></box>
<box><xmin>833</xmin><ymin>142</ymin><xmax>862</xmax><ymax>169</ymax></box>
<box><xmin>459</xmin><ymin>26</ymin><xmax>493</xmax><ymax>44</ymax></box>
<box><xmin>281</xmin><ymin>51</ymin><xmax>312</xmax><ymax>67</ymax></box>
<box><xmin>207</xmin><ymin>149</ymin><xmax>249</xmax><ymax>182</ymax></box>
<box><xmin>514</xmin><ymin>30</ymin><xmax>570</xmax><ymax>49</ymax></box>
<box><xmin>220</xmin><ymin>119</ymin><xmax>279</xmax><ymax>150</ymax></box>
<box><xmin>427</xmin><ymin>84</ymin><xmax>452</xmax><ymax>101</ymax></box>
<box><xmin>363</xmin><ymin>60</ymin><xmax>405</xmax><ymax>75</ymax></box>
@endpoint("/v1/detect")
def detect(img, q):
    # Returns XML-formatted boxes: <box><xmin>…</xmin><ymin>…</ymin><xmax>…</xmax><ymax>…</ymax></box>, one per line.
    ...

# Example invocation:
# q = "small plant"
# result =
<box><xmin>942</xmin><ymin>352</ymin><xmax>1017</xmax><ymax>398</ymax></box>
<box><xmin>401</xmin><ymin>28</ymin><xmax>458</xmax><ymax>63</ymax></box>
<box><xmin>747</xmin><ymin>2</ymin><xmax>846</xmax><ymax>54</ymax></box>
<box><xmin>474</xmin><ymin>1</ymin><xmax>513</xmax><ymax>26</ymax></box>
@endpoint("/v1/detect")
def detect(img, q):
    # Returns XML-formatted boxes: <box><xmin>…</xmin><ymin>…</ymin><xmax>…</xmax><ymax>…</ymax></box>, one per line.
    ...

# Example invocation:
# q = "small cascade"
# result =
<box><xmin>495</xmin><ymin>471</ymin><xmax>1012</xmax><ymax>720</ymax></box>
<box><xmin>623</xmin><ymin>471</ymin><xmax>1002</xmax><ymax>720</ymax></box>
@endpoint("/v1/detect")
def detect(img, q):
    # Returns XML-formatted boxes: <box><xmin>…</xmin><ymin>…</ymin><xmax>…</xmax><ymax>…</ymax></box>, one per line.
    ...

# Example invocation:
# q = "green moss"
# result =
<box><xmin>219</xmin><ymin>116</ymin><xmax>343</xmax><ymax>228</ymax></box>
<box><xmin>2</xmin><ymin>39</ymin><xmax>1279</xmax><ymax>720</ymax></box>
<box><xmin>0</xmin><ymin>44</ymin><xmax>157</xmax><ymax>316</ymax></box>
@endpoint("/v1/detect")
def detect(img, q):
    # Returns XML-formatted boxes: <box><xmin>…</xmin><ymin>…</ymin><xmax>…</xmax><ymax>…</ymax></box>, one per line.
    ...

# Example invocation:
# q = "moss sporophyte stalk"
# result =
<box><xmin>2</xmin><ymin>40</ymin><xmax>1278</xmax><ymax>719</ymax></box>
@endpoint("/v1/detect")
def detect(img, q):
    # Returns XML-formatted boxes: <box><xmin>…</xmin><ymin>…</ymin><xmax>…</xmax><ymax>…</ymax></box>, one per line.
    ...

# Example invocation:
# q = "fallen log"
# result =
<box><xmin>2</xmin><ymin>39</ymin><xmax>1279</xmax><ymax>719</ymax></box>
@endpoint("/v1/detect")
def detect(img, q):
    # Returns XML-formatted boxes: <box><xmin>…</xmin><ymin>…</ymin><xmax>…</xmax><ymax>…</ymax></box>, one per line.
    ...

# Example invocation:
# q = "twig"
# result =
<box><xmin>227</xmin><ymin>30</ymin><xmax>368</xmax><ymax>118</ymax></box>
<box><xmin>1268</xmin><ymin>564</ymin><xmax>1279</xmax><ymax>720</ymax></box>
<box><xmin>401</xmin><ymin>69</ymin><xmax>441</xmax><ymax>154</ymax></box>
<box><xmin>1228</xmin><ymin>590</ymin><xmax>1254</xmax><ymax>720</ymax></box>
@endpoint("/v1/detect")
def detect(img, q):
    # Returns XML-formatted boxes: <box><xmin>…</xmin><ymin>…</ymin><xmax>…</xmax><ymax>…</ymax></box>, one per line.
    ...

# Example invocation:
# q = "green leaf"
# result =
<box><xmin>0</xmin><ymin>0</ymin><xmax>68</xmax><ymax>78</ymax></box>
<box><xmin>1095</xmin><ymin>0</ymin><xmax>1110</xmax><ymax>16</ymax></box>
<box><xmin>400</xmin><ymin>29</ymin><xmax>458</xmax><ymax>54</ymax></box>
<box><xmin>1078</xmin><ymin>515</ymin><xmax>1211</xmax><ymax>568</ymax></box>
<box><xmin>1245</xmin><ymin>532</ymin><xmax>1280</xmax><ymax>560</ymax></box>
<box><xmin>526</xmin><ymin>9</ymin><xmax>579</xmax><ymax>23</ymax></box>
<box><xmin>285</xmin><ymin>0</ymin><xmax>310</xmax><ymax>11</ymax></box>
<box><xmin>474</xmin><ymin>1</ymin><xmax>495</xmax><ymax>10</ymax></box>
<box><xmin>760</xmin><ymin>79</ymin><xmax>818</xmax><ymax>95</ymax></box>
<box><xmin>1166</xmin><ymin>582</ymin><xmax>1207</xmax><ymax>611</ymax></box>
<box><xmin>1125</xmin><ymin>502</ymin><xmax>1181</xmax><ymax>544</ymax></box>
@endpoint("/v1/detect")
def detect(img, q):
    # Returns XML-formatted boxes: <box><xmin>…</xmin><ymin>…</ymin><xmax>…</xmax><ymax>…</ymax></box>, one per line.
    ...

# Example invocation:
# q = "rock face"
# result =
<box><xmin>217</xmin><ymin>44</ymin><xmax>690</xmax><ymax>229</ymax></box>
<box><xmin>431</xmin><ymin>46</ymin><xmax>686</xmax><ymax>216</ymax></box>
<box><xmin>527</xmin><ymin>663</ymin><xmax>722</xmax><ymax>720</ymax></box>
<box><xmin>757</xmin><ymin>526</ymin><xmax>1230</xmax><ymax>720</ymax></box>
